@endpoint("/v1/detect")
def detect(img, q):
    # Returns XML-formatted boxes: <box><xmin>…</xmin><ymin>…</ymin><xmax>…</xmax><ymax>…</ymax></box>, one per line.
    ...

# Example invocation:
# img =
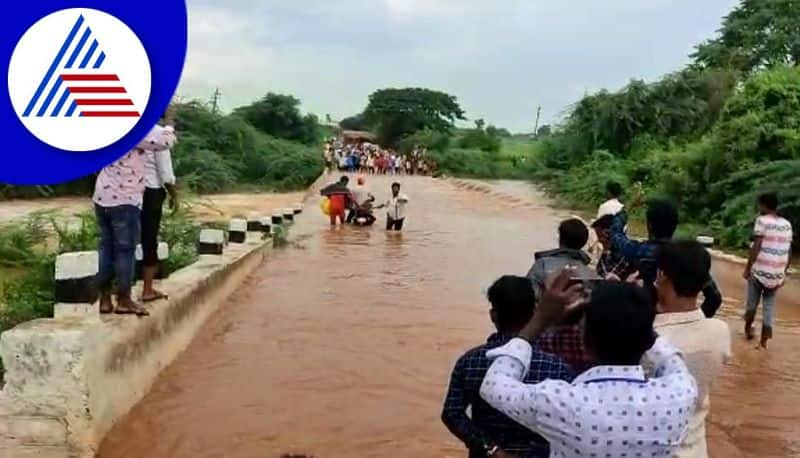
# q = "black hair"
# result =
<box><xmin>657</xmin><ymin>240</ymin><xmax>711</xmax><ymax>297</ymax></box>
<box><xmin>606</xmin><ymin>181</ymin><xmax>623</xmax><ymax>198</ymax></box>
<box><xmin>583</xmin><ymin>282</ymin><xmax>656</xmax><ymax>365</ymax></box>
<box><xmin>391</xmin><ymin>182</ymin><xmax>401</xmax><ymax>189</ymax></box>
<box><xmin>340</xmin><ymin>176</ymin><xmax>350</xmax><ymax>184</ymax></box>
<box><xmin>487</xmin><ymin>276</ymin><xmax>536</xmax><ymax>332</ymax></box>
<box><xmin>591</xmin><ymin>214</ymin><xmax>615</xmax><ymax>231</ymax></box>
<box><xmin>758</xmin><ymin>192</ymin><xmax>779</xmax><ymax>211</ymax></box>
<box><xmin>646</xmin><ymin>199</ymin><xmax>678</xmax><ymax>239</ymax></box>
<box><xmin>558</xmin><ymin>218</ymin><xmax>589</xmax><ymax>250</ymax></box>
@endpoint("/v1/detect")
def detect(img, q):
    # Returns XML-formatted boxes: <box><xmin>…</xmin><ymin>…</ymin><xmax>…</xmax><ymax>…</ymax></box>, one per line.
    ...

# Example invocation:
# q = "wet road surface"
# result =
<box><xmin>98</xmin><ymin>176</ymin><xmax>800</xmax><ymax>458</ymax></box>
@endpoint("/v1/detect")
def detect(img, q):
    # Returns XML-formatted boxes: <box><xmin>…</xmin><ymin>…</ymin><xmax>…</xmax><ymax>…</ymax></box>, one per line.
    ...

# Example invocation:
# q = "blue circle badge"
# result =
<box><xmin>2</xmin><ymin>1</ymin><xmax>187</xmax><ymax>185</ymax></box>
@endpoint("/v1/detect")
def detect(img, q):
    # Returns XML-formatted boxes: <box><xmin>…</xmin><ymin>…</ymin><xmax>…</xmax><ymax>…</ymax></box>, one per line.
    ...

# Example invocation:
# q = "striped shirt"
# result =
<box><xmin>752</xmin><ymin>214</ymin><xmax>793</xmax><ymax>289</ymax></box>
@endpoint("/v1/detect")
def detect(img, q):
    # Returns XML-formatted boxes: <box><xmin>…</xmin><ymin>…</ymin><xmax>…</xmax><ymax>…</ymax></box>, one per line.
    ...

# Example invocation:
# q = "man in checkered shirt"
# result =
<box><xmin>442</xmin><ymin>276</ymin><xmax>573</xmax><ymax>457</ymax></box>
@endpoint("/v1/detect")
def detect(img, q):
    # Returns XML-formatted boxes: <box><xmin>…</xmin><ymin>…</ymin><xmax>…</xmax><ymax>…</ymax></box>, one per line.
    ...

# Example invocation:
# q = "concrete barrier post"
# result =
<box><xmin>228</xmin><ymin>219</ymin><xmax>247</xmax><ymax>243</ymax></box>
<box><xmin>53</xmin><ymin>251</ymin><xmax>100</xmax><ymax>319</ymax></box>
<box><xmin>134</xmin><ymin>242</ymin><xmax>169</xmax><ymax>280</ymax></box>
<box><xmin>198</xmin><ymin>229</ymin><xmax>224</xmax><ymax>255</ymax></box>
<box><xmin>54</xmin><ymin>251</ymin><xmax>99</xmax><ymax>304</ymax></box>
<box><xmin>696</xmin><ymin>236</ymin><xmax>715</xmax><ymax>248</ymax></box>
<box><xmin>282</xmin><ymin>208</ymin><xmax>295</xmax><ymax>224</ymax></box>
<box><xmin>259</xmin><ymin>217</ymin><xmax>272</xmax><ymax>236</ymax></box>
<box><xmin>246</xmin><ymin>217</ymin><xmax>262</xmax><ymax>232</ymax></box>
<box><xmin>293</xmin><ymin>203</ymin><xmax>303</xmax><ymax>215</ymax></box>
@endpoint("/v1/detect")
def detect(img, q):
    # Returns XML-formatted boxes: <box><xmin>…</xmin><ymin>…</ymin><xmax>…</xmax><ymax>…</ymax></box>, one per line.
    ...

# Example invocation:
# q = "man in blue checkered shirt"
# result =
<box><xmin>442</xmin><ymin>276</ymin><xmax>573</xmax><ymax>457</ymax></box>
<box><xmin>609</xmin><ymin>199</ymin><xmax>723</xmax><ymax>318</ymax></box>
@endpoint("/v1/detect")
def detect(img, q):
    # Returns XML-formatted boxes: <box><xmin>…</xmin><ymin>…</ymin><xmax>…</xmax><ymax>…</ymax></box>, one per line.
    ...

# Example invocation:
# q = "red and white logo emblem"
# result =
<box><xmin>8</xmin><ymin>8</ymin><xmax>151</xmax><ymax>151</ymax></box>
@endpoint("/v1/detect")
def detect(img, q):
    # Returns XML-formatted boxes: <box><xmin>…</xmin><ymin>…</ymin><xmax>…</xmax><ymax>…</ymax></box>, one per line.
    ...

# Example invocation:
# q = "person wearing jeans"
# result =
<box><xmin>743</xmin><ymin>192</ymin><xmax>793</xmax><ymax>348</ymax></box>
<box><xmin>744</xmin><ymin>278</ymin><xmax>777</xmax><ymax>344</ymax></box>
<box><xmin>93</xmin><ymin>119</ymin><xmax>177</xmax><ymax>315</ymax></box>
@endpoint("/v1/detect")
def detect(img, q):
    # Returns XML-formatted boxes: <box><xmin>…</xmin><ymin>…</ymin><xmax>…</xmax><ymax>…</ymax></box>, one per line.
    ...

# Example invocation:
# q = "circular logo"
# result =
<box><xmin>7</xmin><ymin>8</ymin><xmax>151</xmax><ymax>152</ymax></box>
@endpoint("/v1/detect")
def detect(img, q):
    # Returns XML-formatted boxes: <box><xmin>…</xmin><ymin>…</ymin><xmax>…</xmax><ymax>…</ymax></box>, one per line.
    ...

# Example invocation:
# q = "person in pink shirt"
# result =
<box><xmin>744</xmin><ymin>192</ymin><xmax>793</xmax><ymax>348</ymax></box>
<box><xmin>93</xmin><ymin>112</ymin><xmax>177</xmax><ymax>316</ymax></box>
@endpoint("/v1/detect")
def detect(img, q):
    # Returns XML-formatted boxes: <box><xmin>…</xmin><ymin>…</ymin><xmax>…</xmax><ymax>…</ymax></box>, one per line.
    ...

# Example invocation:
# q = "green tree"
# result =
<box><xmin>536</xmin><ymin>125</ymin><xmax>552</xmax><ymax>137</ymax></box>
<box><xmin>693</xmin><ymin>0</ymin><xmax>800</xmax><ymax>73</ymax></box>
<box><xmin>363</xmin><ymin>88</ymin><xmax>465</xmax><ymax>146</ymax></box>
<box><xmin>234</xmin><ymin>93</ymin><xmax>320</xmax><ymax>145</ymax></box>
<box><xmin>339</xmin><ymin>113</ymin><xmax>370</xmax><ymax>131</ymax></box>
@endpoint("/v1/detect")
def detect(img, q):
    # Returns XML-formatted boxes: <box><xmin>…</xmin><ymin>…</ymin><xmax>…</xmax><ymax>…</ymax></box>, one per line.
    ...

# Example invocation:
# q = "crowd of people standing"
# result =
<box><xmin>324</xmin><ymin>138</ymin><xmax>435</xmax><ymax>176</ymax></box>
<box><xmin>442</xmin><ymin>180</ymin><xmax>793</xmax><ymax>458</ymax></box>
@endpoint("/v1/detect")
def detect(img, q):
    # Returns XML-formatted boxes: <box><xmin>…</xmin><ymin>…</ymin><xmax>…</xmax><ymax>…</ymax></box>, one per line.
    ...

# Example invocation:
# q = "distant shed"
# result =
<box><xmin>341</xmin><ymin>130</ymin><xmax>376</xmax><ymax>144</ymax></box>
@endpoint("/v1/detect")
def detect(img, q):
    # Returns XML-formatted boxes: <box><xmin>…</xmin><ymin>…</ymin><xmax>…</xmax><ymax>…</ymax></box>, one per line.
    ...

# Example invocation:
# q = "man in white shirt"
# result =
<box><xmin>140</xmin><ymin>115</ymin><xmax>178</xmax><ymax>302</ymax></box>
<box><xmin>346</xmin><ymin>176</ymin><xmax>374</xmax><ymax>225</ymax></box>
<box><xmin>480</xmin><ymin>271</ymin><xmax>698</xmax><ymax>458</ymax></box>
<box><xmin>647</xmin><ymin>240</ymin><xmax>731</xmax><ymax>458</ymax></box>
<box><xmin>376</xmin><ymin>182</ymin><xmax>408</xmax><ymax>231</ymax></box>
<box><xmin>597</xmin><ymin>180</ymin><xmax>624</xmax><ymax>219</ymax></box>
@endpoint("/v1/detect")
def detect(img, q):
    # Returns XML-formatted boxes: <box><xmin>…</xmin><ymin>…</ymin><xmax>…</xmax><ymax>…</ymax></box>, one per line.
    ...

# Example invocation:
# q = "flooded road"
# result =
<box><xmin>98</xmin><ymin>175</ymin><xmax>800</xmax><ymax>458</ymax></box>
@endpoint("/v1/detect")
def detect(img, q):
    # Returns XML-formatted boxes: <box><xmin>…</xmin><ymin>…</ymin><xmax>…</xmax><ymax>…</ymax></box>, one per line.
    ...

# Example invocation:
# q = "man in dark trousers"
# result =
<box><xmin>442</xmin><ymin>275</ymin><xmax>573</xmax><ymax>457</ymax></box>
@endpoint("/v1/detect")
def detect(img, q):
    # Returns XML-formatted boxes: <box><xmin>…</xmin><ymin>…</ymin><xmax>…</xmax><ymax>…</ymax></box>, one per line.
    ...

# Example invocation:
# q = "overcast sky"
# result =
<box><xmin>177</xmin><ymin>0</ymin><xmax>740</xmax><ymax>132</ymax></box>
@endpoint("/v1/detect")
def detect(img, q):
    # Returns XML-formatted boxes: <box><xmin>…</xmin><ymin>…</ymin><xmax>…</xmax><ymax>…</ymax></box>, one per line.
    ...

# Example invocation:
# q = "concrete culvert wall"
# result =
<box><xmin>0</xmin><ymin>176</ymin><xmax>326</xmax><ymax>458</ymax></box>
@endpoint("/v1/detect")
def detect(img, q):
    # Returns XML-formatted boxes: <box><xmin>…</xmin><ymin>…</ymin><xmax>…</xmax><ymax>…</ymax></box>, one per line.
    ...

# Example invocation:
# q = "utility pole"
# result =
<box><xmin>211</xmin><ymin>88</ymin><xmax>221</xmax><ymax>115</ymax></box>
<box><xmin>533</xmin><ymin>105</ymin><xmax>541</xmax><ymax>136</ymax></box>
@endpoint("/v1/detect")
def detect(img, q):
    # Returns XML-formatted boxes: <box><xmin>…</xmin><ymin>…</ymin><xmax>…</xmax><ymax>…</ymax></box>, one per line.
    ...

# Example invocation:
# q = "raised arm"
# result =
<box><xmin>479</xmin><ymin>338</ymin><xmax>570</xmax><ymax>435</ymax></box>
<box><xmin>609</xmin><ymin>211</ymin><xmax>644</xmax><ymax>259</ymax></box>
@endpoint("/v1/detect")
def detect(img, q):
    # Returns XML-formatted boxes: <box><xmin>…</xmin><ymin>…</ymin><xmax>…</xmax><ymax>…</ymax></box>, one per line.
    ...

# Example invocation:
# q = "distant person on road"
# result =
<box><xmin>609</xmin><ymin>198</ymin><xmax>723</xmax><ymax>318</ymax></box>
<box><xmin>140</xmin><ymin>108</ymin><xmax>179</xmax><ymax>303</ymax></box>
<box><xmin>93</xmin><ymin>122</ymin><xmax>177</xmax><ymax>316</ymax></box>
<box><xmin>743</xmin><ymin>192</ymin><xmax>793</xmax><ymax>348</ymax></box>
<box><xmin>646</xmin><ymin>240</ymin><xmax>731</xmax><ymax>457</ymax></box>
<box><xmin>320</xmin><ymin>176</ymin><xmax>351</xmax><ymax>226</ymax></box>
<box><xmin>526</xmin><ymin>218</ymin><xmax>597</xmax><ymax>298</ymax></box>
<box><xmin>376</xmin><ymin>182</ymin><xmax>408</xmax><ymax>231</ymax></box>
<box><xmin>597</xmin><ymin>180</ymin><xmax>624</xmax><ymax>219</ymax></box>
<box><xmin>442</xmin><ymin>275</ymin><xmax>573</xmax><ymax>458</ymax></box>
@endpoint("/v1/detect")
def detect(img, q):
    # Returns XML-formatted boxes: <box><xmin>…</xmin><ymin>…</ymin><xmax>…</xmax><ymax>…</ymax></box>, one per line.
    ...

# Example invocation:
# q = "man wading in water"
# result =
<box><xmin>743</xmin><ymin>192</ymin><xmax>793</xmax><ymax>348</ymax></box>
<box><xmin>376</xmin><ymin>182</ymin><xmax>408</xmax><ymax>231</ymax></box>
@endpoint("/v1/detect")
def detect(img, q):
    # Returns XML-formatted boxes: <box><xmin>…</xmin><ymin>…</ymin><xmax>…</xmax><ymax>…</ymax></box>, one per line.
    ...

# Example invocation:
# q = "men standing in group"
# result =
<box><xmin>377</xmin><ymin>182</ymin><xmax>408</xmax><ymax>231</ymax></box>
<box><xmin>140</xmin><ymin>109</ymin><xmax>179</xmax><ymax>303</ymax></box>
<box><xmin>442</xmin><ymin>276</ymin><xmax>573</xmax><ymax>458</ymax></box>
<box><xmin>93</xmin><ymin>119</ymin><xmax>177</xmax><ymax>316</ymax></box>
<box><xmin>479</xmin><ymin>272</ymin><xmax>698</xmax><ymax>457</ymax></box>
<box><xmin>743</xmin><ymin>192</ymin><xmax>793</xmax><ymax>348</ymax></box>
<box><xmin>648</xmin><ymin>240</ymin><xmax>731</xmax><ymax>457</ymax></box>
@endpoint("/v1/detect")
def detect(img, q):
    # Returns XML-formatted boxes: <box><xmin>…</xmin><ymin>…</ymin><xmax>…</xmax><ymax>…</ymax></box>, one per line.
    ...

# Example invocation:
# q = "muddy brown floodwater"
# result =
<box><xmin>98</xmin><ymin>175</ymin><xmax>800</xmax><ymax>458</ymax></box>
